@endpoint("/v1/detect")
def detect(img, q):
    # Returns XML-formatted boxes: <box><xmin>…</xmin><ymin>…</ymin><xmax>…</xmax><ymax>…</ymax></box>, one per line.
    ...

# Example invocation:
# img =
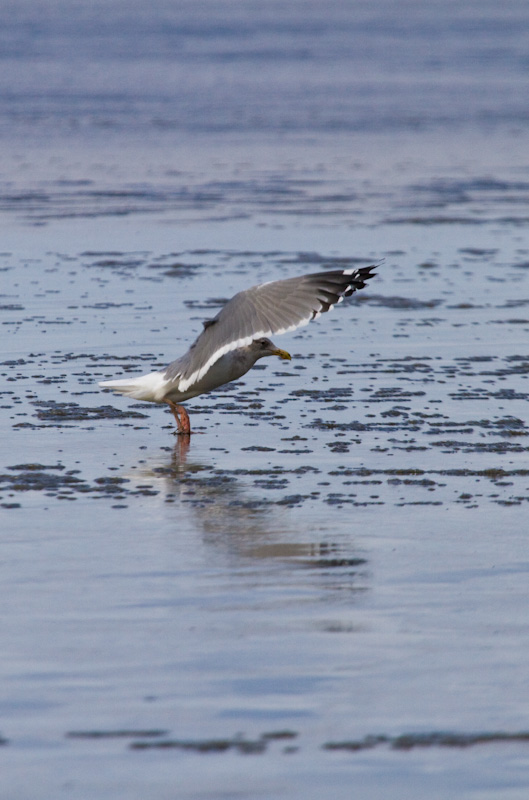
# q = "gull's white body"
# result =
<box><xmin>98</xmin><ymin>265</ymin><xmax>377</xmax><ymax>431</ymax></box>
<box><xmin>99</xmin><ymin>349</ymin><xmax>266</xmax><ymax>403</ymax></box>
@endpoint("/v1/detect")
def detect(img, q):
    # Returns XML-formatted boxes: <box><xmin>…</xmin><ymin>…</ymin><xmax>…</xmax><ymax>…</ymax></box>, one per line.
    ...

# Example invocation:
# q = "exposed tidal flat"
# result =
<box><xmin>2</xmin><ymin>132</ymin><xmax>529</xmax><ymax>798</ymax></box>
<box><xmin>2</xmin><ymin>0</ymin><xmax>529</xmax><ymax>796</ymax></box>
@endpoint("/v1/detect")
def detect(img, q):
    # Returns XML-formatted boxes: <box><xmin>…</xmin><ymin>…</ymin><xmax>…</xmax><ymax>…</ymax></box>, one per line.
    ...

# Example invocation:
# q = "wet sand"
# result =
<box><xmin>2</xmin><ymin>127</ymin><xmax>529</xmax><ymax>798</ymax></box>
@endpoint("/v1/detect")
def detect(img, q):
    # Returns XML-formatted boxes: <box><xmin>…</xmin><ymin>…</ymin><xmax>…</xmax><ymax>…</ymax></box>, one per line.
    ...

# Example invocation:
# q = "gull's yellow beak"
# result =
<box><xmin>273</xmin><ymin>348</ymin><xmax>292</xmax><ymax>361</ymax></box>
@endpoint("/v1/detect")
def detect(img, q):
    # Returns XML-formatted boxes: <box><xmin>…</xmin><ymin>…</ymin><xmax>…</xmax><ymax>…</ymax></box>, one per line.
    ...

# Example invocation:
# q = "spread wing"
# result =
<box><xmin>165</xmin><ymin>265</ymin><xmax>377</xmax><ymax>392</ymax></box>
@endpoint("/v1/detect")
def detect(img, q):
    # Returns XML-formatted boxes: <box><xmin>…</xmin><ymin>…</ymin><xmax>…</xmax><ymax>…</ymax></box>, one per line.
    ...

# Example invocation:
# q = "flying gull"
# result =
<box><xmin>99</xmin><ymin>265</ymin><xmax>377</xmax><ymax>433</ymax></box>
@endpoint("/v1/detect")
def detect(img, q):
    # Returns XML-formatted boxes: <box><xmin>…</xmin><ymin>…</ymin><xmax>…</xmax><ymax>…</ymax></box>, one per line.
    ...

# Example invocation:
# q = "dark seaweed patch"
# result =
<box><xmin>130</xmin><ymin>735</ymin><xmax>267</xmax><ymax>754</ymax></box>
<box><xmin>32</xmin><ymin>401</ymin><xmax>148</xmax><ymax>422</ymax></box>
<box><xmin>355</xmin><ymin>294</ymin><xmax>442</xmax><ymax>310</ymax></box>
<box><xmin>260</xmin><ymin>730</ymin><xmax>298</xmax><ymax>741</ymax></box>
<box><xmin>0</xmin><ymin>465</ymin><xmax>153</xmax><ymax>501</ymax></box>
<box><xmin>67</xmin><ymin>729</ymin><xmax>168</xmax><ymax>739</ymax></box>
<box><xmin>66</xmin><ymin>724</ymin><xmax>529</xmax><ymax>756</ymax></box>
<box><xmin>129</xmin><ymin>729</ymin><xmax>298</xmax><ymax>754</ymax></box>
<box><xmin>324</xmin><ymin>730</ymin><xmax>529</xmax><ymax>752</ymax></box>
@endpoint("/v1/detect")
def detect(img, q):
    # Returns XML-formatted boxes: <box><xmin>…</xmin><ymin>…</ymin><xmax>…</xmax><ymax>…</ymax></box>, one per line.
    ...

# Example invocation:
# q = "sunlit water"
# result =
<box><xmin>2</xmin><ymin>2</ymin><xmax>529</xmax><ymax>798</ymax></box>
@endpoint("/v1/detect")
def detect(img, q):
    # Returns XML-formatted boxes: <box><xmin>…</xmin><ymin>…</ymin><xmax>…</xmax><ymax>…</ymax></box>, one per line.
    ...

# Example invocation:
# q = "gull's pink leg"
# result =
<box><xmin>165</xmin><ymin>400</ymin><xmax>192</xmax><ymax>434</ymax></box>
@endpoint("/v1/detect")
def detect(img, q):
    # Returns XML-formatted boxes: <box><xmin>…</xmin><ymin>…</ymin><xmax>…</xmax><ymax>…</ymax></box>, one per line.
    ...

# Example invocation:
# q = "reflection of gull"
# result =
<box><xmin>131</xmin><ymin>442</ymin><xmax>369</xmax><ymax>584</ymax></box>
<box><xmin>99</xmin><ymin>266</ymin><xmax>377</xmax><ymax>433</ymax></box>
<box><xmin>128</xmin><ymin>441</ymin><xmax>282</xmax><ymax>554</ymax></box>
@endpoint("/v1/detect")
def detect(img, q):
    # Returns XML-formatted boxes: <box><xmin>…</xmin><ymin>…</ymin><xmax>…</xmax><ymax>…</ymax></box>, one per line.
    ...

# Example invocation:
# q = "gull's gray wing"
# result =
<box><xmin>165</xmin><ymin>265</ymin><xmax>377</xmax><ymax>392</ymax></box>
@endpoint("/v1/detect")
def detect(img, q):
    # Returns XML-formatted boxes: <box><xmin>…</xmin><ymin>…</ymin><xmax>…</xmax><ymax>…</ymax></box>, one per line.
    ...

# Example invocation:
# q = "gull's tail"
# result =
<box><xmin>98</xmin><ymin>372</ymin><xmax>167</xmax><ymax>402</ymax></box>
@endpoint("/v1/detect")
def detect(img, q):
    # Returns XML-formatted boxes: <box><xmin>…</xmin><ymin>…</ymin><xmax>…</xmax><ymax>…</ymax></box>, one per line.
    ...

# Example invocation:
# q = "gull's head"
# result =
<box><xmin>251</xmin><ymin>337</ymin><xmax>292</xmax><ymax>362</ymax></box>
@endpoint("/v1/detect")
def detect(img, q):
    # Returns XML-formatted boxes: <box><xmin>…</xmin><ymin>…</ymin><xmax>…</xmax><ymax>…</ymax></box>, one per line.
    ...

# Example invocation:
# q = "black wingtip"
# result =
<box><xmin>345</xmin><ymin>263</ymin><xmax>379</xmax><ymax>292</ymax></box>
<box><xmin>356</xmin><ymin>261</ymin><xmax>382</xmax><ymax>279</ymax></box>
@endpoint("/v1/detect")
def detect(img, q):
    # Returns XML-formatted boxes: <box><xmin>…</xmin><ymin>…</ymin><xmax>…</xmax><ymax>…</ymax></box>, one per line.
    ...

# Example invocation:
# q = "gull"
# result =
<box><xmin>99</xmin><ymin>265</ymin><xmax>377</xmax><ymax>433</ymax></box>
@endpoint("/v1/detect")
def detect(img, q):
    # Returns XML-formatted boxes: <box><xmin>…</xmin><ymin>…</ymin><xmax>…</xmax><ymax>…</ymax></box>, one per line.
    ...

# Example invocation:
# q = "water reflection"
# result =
<box><xmin>129</xmin><ymin>438</ymin><xmax>369</xmax><ymax>594</ymax></box>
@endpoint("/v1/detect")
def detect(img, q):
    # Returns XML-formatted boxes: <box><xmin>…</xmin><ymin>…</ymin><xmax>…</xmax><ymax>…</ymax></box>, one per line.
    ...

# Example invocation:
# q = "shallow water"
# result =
<box><xmin>2</xmin><ymin>2</ymin><xmax>529</xmax><ymax>798</ymax></box>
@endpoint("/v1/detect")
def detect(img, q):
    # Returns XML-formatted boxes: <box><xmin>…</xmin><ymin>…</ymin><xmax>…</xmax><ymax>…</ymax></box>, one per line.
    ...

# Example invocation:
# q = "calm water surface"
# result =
<box><xmin>2</xmin><ymin>2</ymin><xmax>529</xmax><ymax>798</ymax></box>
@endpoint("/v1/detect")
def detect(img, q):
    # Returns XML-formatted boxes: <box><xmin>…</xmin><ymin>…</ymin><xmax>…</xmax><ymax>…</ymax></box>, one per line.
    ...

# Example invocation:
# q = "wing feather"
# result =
<box><xmin>166</xmin><ymin>265</ymin><xmax>377</xmax><ymax>392</ymax></box>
